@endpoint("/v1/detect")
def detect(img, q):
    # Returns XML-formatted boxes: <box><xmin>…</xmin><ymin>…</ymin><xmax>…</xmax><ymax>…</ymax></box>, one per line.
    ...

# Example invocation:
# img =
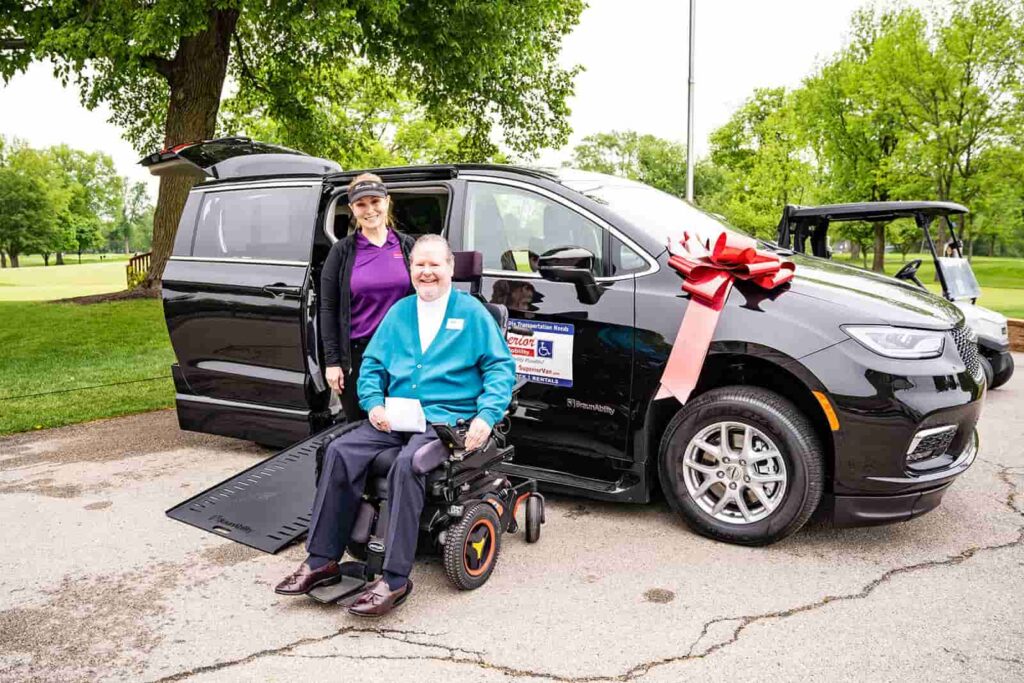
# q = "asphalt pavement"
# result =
<box><xmin>1</xmin><ymin>355</ymin><xmax>1022</xmax><ymax>682</ymax></box>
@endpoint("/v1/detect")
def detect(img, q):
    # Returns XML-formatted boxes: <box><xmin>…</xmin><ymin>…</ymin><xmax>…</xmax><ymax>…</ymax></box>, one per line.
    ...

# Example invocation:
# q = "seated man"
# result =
<box><xmin>275</xmin><ymin>234</ymin><xmax>517</xmax><ymax>616</ymax></box>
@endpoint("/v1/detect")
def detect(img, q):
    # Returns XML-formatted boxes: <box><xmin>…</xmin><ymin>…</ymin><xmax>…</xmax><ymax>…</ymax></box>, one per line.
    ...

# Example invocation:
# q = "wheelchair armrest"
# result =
<box><xmin>411</xmin><ymin>438</ymin><xmax>450</xmax><ymax>475</ymax></box>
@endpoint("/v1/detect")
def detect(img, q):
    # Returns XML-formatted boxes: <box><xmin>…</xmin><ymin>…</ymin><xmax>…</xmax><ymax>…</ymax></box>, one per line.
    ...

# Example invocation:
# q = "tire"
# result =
<box><xmin>657</xmin><ymin>386</ymin><xmax>824</xmax><ymax>546</ymax></box>
<box><xmin>525</xmin><ymin>495</ymin><xmax>543</xmax><ymax>544</ymax></box>
<box><xmin>443</xmin><ymin>503</ymin><xmax>502</xmax><ymax>590</ymax></box>
<box><xmin>990</xmin><ymin>353</ymin><xmax>1014</xmax><ymax>390</ymax></box>
<box><xmin>979</xmin><ymin>355</ymin><xmax>995</xmax><ymax>388</ymax></box>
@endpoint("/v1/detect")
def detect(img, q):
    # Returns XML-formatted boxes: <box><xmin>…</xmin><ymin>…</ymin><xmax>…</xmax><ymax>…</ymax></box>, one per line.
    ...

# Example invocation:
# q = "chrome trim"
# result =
<box><xmin>192</xmin><ymin>179</ymin><xmax>321</xmax><ymax>193</ymax></box>
<box><xmin>176</xmin><ymin>393</ymin><xmax>310</xmax><ymax>416</ymax></box>
<box><xmin>459</xmin><ymin>174</ymin><xmax>660</xmax><ymax>282</ymax></box>
<box><xmin>906</xmin><ymin>424</ymin><xmax>957</xmax><ymax>455</ymax></box>
<box><xmin>169</xmin><ymin>256</ymin><xmax>308</xmax><ymax>266</ymax></box>
<box><xmin>195</xmin><ymin>361</ymin><xmax>306</xmax><ymax>385</ymax></box>
<box><xmin>868</xmin><ymin>429</ymin><xmax>978</xmax><ymax>485</ymax></box>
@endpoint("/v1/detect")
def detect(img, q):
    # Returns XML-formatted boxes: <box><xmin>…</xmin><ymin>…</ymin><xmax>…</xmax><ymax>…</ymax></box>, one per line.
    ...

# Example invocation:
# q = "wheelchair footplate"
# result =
<box><xmin>307</xmin><ymin>561</ymin><xmax>372</xmax><ymax>605</ymax></box>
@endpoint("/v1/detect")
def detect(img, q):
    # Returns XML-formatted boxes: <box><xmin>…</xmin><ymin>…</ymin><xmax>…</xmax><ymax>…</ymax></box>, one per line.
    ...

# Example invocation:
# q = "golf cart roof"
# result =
<box><xmin>786</xmin><ymin>201</ymin><xmax>969</xmax><ymax>222</ymax></box>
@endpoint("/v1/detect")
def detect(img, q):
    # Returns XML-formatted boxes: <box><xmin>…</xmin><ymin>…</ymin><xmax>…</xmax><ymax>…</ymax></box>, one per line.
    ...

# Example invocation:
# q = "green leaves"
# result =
<box><xmin>694</xmin><ymin>0</ymin><xmax>1024</xmax><ymax>255</ymax></box>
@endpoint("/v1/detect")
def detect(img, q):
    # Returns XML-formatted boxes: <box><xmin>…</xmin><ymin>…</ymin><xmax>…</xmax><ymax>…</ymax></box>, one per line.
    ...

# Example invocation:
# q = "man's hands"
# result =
<box><xmin>369</xmin><ymin>405</ymin><xmax>391</xmax><ymax>432</ymax></box>
<box><xmin>464</xmin><ymin>417</ymin><xmax>492</xmax><ymax>451</ymax></box>
<box><xmin>325</xmin><ymin>366</ymin><xmax>344</xmax><ymax>393</ymax></box>
<box><xmin>368</xmin><ymin>407</ymin><xmax>488</xmax><ymax>446</ymax></box>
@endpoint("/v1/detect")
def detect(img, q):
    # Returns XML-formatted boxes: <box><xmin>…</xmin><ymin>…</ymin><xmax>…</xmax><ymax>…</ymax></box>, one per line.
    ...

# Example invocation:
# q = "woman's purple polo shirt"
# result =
<box><xmin>349</xmin><ymin>229</ymin><xmax>410</xmax><ymax>340</ymax></box>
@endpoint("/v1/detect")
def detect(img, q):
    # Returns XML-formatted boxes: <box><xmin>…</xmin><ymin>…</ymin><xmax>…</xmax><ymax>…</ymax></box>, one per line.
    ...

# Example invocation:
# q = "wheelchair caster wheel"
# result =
<box><xmin>444</xmin><ymin>503</ymin><xmax>501</xmax><ymax>590</ymax></box>
<box><xmin>525</xmin><ymin>494</ymin><xmax>544</xmax><ymax>544</ymax></box>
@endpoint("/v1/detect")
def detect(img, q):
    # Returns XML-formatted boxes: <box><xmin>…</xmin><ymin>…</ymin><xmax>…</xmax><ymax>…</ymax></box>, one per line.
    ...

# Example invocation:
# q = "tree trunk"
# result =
<box><xmin>56</xmin><ymin>252</ymin><xmax>64</xmax><ymax>265</ymax></box>
<box><xmin>871</xmin><ymin>223</ymin><xmax>886</xmax><ymax>273</ymax></box>
<box><xmin>9</xmin><ymin>250</ymin><xmax>19</xmax><ymax>268</ymax></box>
<box><xmin>43</xmin><ymin>252</ymin><xmax>50</xmax><ymax>266</ymax></box>
<box><xmin>124</xmin><ymin>235</ymin><xmax>130</xmax><ymax>254</ymax></box>
<box><xmin>143</xmin><ymin>8</ymin><xmax>239</xmax><ymax>290</ymax></box>
<box><xmin>850</xmin><ymin>242</ymin><xmax>861</xmax><ymax>261</ymax></box>
<box><xmin>0</xmin><ymin>250</ymin><xmax>6</xmax><ymax>268</ymax></box>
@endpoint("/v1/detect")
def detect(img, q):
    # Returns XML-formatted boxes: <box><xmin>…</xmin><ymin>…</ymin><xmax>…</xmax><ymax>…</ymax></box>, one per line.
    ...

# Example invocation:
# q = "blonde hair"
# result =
<box><xmin>348</xmin><ymin>172</ymin><xmax>396</xmax><ymax>232</ymax></box>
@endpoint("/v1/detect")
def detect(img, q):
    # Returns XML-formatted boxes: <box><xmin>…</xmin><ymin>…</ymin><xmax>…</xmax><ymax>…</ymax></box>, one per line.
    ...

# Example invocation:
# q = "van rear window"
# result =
<box><xmin>191</xmin><ymin>187</ymin><xmax>318</xmax><ymax>261</ymax></box>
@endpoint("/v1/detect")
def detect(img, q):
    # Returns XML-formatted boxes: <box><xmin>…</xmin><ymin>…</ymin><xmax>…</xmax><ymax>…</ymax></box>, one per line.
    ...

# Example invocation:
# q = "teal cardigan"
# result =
<box><xmin>358</xmin><ymin>290</ymin><xmax>517</xmax><ymax>427</ymax></box>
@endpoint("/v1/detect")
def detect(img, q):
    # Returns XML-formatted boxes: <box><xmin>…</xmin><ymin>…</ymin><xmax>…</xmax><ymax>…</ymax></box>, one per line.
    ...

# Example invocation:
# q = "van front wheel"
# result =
<box><xmin>658</xmin><ymin>386</ymin><xmax>824</xmax><ymax>546</ymax></box>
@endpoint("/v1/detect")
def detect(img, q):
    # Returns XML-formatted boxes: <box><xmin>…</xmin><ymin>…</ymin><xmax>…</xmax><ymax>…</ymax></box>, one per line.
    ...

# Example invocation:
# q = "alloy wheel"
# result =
<box><xmin>681</xmin><ymin>421</ymin><xmax>788</xmax><ymax>525</ymax></box>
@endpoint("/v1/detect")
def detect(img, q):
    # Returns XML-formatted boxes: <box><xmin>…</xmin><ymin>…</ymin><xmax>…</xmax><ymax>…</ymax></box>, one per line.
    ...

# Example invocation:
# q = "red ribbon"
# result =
<box><xmin>656</xmin><ymin>231</ymin><xmax>796</xmax><ymax>404</ymax></box>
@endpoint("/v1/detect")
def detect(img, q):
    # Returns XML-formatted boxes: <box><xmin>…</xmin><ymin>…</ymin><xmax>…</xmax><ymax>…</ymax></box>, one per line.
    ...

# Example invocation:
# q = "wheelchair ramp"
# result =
<box><xmin>166</xmin><ymin>422</ymin><xmax>357</xmax><ymax>553</ymax></box>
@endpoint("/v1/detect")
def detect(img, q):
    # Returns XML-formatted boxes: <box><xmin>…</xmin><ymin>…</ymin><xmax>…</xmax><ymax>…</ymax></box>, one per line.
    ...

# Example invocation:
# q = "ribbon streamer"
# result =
<box><xmin>656</xmin><ymin>231</ymin><xmax>796</xmax><ymax>404</ymax></box>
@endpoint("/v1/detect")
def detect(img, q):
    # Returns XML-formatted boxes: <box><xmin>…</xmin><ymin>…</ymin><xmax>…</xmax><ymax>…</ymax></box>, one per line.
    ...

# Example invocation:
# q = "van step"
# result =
<box><xmin>166</xmin><ymin>421</ymin><xmax>358</xmax><ymax>553</ymax></box>
<box><xmin>495</xmin><ymin>462</ymin><xmax>620</xmax><ymax>493</ymax></box>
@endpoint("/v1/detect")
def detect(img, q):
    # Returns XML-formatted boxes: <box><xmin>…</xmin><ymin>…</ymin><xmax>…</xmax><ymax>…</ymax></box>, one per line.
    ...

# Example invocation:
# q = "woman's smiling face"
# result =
<box><xmin>350</xmin><ymin>195</ymin><xmax>389</xmax><ymax>232</ymax></box>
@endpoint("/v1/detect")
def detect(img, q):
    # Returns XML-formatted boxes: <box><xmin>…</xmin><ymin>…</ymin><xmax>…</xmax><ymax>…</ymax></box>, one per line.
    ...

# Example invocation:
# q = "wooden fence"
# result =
<box><xmin>126</xmin><ymin>252</ymin><xmax>152</xmax><ymax>288</ymax></box>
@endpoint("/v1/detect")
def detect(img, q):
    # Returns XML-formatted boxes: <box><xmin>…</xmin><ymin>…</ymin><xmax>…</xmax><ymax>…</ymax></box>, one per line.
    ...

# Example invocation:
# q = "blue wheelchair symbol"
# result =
<box><xmin>537</xmin><ymin>340</ymin><xmax>554</xmax><ymax>358</ymax></box>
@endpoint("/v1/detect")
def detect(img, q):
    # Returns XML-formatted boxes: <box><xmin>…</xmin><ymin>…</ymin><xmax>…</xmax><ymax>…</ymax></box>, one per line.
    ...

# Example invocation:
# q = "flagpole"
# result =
<box><xmin>685</xmin><ymin>0</ymin><xmax>696</xmax><ymax>203</ymax></box>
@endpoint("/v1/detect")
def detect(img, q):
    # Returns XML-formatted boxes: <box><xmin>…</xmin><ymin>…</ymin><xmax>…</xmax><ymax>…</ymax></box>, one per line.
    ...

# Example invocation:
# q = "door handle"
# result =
<box><xmin>263</xmin><ymin>284</ymin><xmax>302</xmax><ymax>298</ymax></box>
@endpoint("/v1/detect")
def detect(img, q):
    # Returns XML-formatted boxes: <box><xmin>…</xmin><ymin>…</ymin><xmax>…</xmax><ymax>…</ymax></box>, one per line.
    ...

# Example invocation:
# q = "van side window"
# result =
<box><xmin>192</xmin><ymin>187</ymin><xmax>319</xmax><ymax>261</ymax></box>
<box><xmin>610</xmin><ymin>235</ymin><xmax>648</xmax><ymax>275</ymax></box>
<box><xmin>172</xmin><ymin>194</ymin><xmax>201</xmax><ymax>257</ymax></box>
<box><xmin>465</xmin><ymin>182</ymin><xmax>605</xmax><ymax>275</ymax></box>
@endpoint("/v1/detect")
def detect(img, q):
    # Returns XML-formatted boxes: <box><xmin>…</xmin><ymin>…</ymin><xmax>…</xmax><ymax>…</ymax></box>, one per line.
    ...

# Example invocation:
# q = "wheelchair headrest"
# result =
<box><xmin>452</xmin><ymin>251</ymin><xmax>483</xmax><ymax>282</ymax></box>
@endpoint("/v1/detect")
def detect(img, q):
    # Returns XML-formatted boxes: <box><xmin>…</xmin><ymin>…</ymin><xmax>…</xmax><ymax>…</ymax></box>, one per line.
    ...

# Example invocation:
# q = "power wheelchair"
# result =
<box><xmin>309</xmin><ymin>251</ymin><xmax>545</xmax><ymax>603</ymax></box>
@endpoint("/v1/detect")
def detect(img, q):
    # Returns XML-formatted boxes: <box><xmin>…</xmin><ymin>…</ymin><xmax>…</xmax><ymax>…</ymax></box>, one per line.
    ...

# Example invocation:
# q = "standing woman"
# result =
<box><xmin>320</xmin><ymin>173</ymin><xmax>416</xmax><ymax>420</ymax></box>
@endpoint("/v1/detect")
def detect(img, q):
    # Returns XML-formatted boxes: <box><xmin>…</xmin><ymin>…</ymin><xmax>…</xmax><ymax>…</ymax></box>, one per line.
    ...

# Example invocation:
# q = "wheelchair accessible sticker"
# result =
<box><xmin>507</xmin><ymin>319</ymin><xmax>574</xmax><ymax>387</ymax></box>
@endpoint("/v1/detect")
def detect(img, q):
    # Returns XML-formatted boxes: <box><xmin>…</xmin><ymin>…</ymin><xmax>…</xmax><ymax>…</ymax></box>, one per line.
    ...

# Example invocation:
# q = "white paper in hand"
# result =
<box><xmin>384</xmin><ymin>397</ymin><xmax>427</xmax><ymax>433</ymax></box>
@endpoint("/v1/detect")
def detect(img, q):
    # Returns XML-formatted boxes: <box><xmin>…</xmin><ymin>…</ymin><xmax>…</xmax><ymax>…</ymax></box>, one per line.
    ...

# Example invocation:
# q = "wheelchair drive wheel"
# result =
<box><xmin>444</xmin><ymin>502</ymin><xmax>502</xmax><ymax>590</ymax></box>
<box><xmin>525</xmin><ymin>494</ymin><xmax>544</xmax><ymax>544</ymax></box>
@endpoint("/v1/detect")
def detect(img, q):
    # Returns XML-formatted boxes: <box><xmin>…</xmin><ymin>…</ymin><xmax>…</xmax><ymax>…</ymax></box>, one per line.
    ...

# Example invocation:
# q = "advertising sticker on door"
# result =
<box><xmin>507</xmin><ymin>319</ymin><xmax>574</xmax><ymax>387</ymax></box>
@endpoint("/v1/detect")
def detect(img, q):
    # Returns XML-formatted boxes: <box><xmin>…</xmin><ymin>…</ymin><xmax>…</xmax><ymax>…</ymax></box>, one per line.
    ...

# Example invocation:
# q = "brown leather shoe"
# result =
<box><xmin>274</xmin><ymin>561</ymin><xmax>341</xmax><ymax>595</ymax></box>
<box><xmin>347</xmin><ymin>578</ymin><xmax>413</xmax><ymax>617</ymax></box>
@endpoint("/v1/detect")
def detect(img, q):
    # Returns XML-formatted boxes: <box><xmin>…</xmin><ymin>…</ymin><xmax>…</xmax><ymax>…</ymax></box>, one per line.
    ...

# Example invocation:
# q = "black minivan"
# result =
<box><xmin>146</xmin><ymin>138</ymin><xmax>983</xmax><ymax>545</ymax></box>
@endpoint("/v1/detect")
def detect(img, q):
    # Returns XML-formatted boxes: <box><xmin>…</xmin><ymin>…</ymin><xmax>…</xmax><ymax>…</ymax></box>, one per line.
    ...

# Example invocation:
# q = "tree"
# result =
<box><xmin>797</xmin><ymin>8</ymin><xmax>919</xmax><ymax>272</ymax></box>
<box><xmin>1</xmin><ymin>1</ymin><xmax>584</xmax><ymax>288</ymax></box>
<box><xmin>704</xmin><ymin>88</ymin><xmax>818</xmax><ymax>238</ymax></box>
<box><xmin>108</xmin><ymin>180</ymin><xmax>154</xmax><ymax>254</ymax></box>
<box><xmin>46</xmin><ymin>146</ymin><xmax>121</xmax><ymax>264</ymax></box>
<box><xmin>222</xmin><ymin>66</ymin><xmax>477</xmax><ymax>169</ymax></box>
<box><xmin>0</xmin><ymin>146</ymin><xmax>64</xmax><ymax>267</ymax></box>
<box><xmin>570</xmin><ymin>131</ymin><xmax>685</xmax><ymax>190</ymax></box>
<box><xmin>875</xmin><ymin>0</ymin><xmax>1024</xmax><ymax>255</ymax></box>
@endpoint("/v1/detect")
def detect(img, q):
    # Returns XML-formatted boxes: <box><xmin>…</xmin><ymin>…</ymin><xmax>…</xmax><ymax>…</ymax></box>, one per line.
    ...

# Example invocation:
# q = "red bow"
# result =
<box><xmin>656</xmin><ymin>231</ymin><xmax>795</xmax><ymax>404</ymax></box>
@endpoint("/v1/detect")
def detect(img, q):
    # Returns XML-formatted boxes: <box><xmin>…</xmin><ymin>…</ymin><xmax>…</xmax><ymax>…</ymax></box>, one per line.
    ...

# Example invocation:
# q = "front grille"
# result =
<box><xmin>907</xmin><ymin>425</ymin><xmax>957</xmax><ymax>463</ymax></box>
<box><xmin>950</xmin><ymin>323</ymin><xmax>981</xmax><ymax>379</ymax></box>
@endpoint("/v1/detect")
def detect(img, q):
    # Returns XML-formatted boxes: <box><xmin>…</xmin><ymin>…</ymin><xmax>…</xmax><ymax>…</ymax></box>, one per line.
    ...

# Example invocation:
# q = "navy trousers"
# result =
<box><xmin>306</xmin><ymin>422</ymin><xmax>438</xmax><ymax>578</ymax></box>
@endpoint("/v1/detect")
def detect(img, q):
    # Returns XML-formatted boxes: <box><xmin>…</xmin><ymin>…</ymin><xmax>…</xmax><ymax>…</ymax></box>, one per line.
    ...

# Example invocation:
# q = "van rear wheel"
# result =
<box><xmin>658</xmin><ymin>386</ymin><xmax>824</xmax><ymax>546</ymax></box>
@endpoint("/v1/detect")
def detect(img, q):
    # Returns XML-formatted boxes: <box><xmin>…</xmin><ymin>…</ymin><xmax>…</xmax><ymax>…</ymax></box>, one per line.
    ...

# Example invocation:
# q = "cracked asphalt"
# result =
<box><xmin>1</xmin><ymin>354</ymin><xmax>1022</xmax><ymax>682</ymax></box>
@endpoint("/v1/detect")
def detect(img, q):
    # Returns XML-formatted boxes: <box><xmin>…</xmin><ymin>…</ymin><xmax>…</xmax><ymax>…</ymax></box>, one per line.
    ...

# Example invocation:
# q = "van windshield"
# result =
<box><xmin>557</xmin><ymin>172</ymin><xmax>747</xmax><ymax>247</ymax></box>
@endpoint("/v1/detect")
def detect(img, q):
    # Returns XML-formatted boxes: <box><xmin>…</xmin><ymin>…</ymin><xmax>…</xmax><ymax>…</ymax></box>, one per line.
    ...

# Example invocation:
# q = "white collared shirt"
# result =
<box><xmin>416</xmin><ymin>286</ymin><xmax>451</xmax><ymax>353</ymax></box>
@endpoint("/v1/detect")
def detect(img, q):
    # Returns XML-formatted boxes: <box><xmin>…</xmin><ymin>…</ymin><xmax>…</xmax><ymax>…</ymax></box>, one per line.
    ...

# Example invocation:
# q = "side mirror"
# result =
<box><xmin>538</xmin><ymin>247</ymin><xmax>603</xmax><ymax>305</ymax></box>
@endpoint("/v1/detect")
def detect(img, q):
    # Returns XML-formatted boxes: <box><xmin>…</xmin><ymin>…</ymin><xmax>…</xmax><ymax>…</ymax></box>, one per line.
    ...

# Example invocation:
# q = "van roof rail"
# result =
<box><xmin>326</xmin><ymin>163</ymin><xmax>560</xmax><ymax>187</ymax></box>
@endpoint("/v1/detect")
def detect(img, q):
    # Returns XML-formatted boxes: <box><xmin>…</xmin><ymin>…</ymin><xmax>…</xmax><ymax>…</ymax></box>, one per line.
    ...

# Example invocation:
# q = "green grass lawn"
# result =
<box><xmin>833</xmin><ymin>253</ymin><xmax>1023</xmax><ymax>318</ymax></box>
<box><xmin>0</xmin><ymin>260</ymin><xmax>130</xmax><ymax>301</ymax></box>
<box><xmin>0</xmin><ymin>299</ymin><xmax>175</xmax><ymax>435</ymax></box>
<box><xmin>14</xmin><ymin>253</ymin><xmax>132</xmax><ymax>268</ymax></box>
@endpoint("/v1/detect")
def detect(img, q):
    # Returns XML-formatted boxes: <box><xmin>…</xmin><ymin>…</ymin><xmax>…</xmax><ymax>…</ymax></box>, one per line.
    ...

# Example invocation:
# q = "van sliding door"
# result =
<box><xmin>162</xmin><ymin>181</ymin><xmax>325</xmax><ymax>446</ymax></box>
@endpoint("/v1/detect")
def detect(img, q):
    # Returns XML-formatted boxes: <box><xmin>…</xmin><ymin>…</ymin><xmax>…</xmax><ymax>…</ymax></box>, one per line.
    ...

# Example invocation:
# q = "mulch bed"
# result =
<box><xmin>57</xmin><ymin>288</ymin><xmax>160</xmax><ymax>305</ymax></box>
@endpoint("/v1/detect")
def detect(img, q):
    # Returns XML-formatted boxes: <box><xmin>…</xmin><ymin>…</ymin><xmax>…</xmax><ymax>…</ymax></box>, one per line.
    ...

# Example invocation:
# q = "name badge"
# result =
<box><xmin>446</xmin><ymin>318</ymin><xmax>464</xmax><ymax>330</ymax></box>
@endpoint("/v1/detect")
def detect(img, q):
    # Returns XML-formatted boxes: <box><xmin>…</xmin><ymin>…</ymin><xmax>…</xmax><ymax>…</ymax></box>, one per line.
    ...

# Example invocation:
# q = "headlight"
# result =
<box><xmin>966</xmin><ymin>316</ymin><xmax>1008</xmax><ymax>343</ymax></box>
<box><xmin>843</xmin><ymin>325</ymin><xmax>946</xmax><ymax>359</ymax></box>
